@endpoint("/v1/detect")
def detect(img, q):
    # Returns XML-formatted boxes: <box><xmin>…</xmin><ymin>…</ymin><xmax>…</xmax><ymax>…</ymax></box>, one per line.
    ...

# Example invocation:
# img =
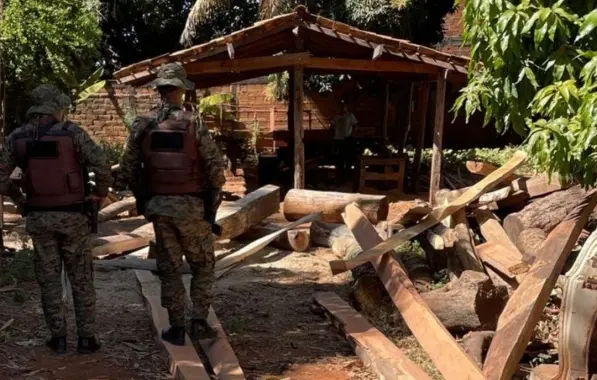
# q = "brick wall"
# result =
<box><xmin>440</xmin><ymin>0</ymin><xmax>470</xmax><ymax>57</ymax></box>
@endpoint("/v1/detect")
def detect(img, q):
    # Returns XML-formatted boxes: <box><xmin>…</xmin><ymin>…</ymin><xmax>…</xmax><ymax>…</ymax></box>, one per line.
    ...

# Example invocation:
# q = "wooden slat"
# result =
<box><xmin>429</xmin><ymin>73</ymin><xmax>447</xmax><ymax>205</ymax></box>
<box><xmin>135</xmin><ymin>270</ymin><xmax>211</xmax><ymax>380</ymax></box>
<box><xmin>329</xmin><ymin>151</ymin><xmax>528</xmax><ymax>275</ymax></box>
<box><xmin>307</xmin><ymin>57</ymin><xmax>438</xmax><ymax>74</ymax></box>
<box><xmin>186</xmin><ymin>53</ymin><xmax>309</xmax><ymax>75</ymax></box>
<box><xmin>362</xmin><ymin>172</ymin><xmax>402</xmax><ymax>181</ymax></box>
<box><xmin>511</xmin><ymin>173</ymin><xmax>569</xmax><ymax>199</ymax></box>
<box><xmin>292</xmin><ymin>64</ymin><xmax>305</xmax><ymax>189</ymax></box>
<box><xmin>342</xmin><ymin>204</ymin><xmax>484</xmax><ymax>380</ymax></box>
<box><xmin>483</xmin><ymin>190</ymin><xmax>597</xmax><ymax>380</ymax></box>
<box><xmin>476</xmin><ymin>242</ymin><xmax>529</xmax><ymax>279</ymax></box>
<box><xmin>412</xmin><ymin>82</ymin><xmax>431</xmax><ymax>192</ymax></box>
<box><xmin>314</xmin><ymin>292</ymin><xmax>432</xmax><ymax>380</ymax></box>
<box><xmin>475</xmin><ymin>209</ymin><xmax>524</xmax><ymax>261</ymax></box>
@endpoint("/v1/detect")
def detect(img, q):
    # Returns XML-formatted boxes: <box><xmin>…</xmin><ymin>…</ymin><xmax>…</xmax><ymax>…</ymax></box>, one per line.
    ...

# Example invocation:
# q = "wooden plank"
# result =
<box><xmin>372</xmin><ymin>44</ymin><xmax>384</xmax><ymax>60</ymax></box>
<box><xmin>381</xmin><ymin>81</ymin><xmax>389</xmax><ymax>140</ymax></box>
<box><xmin>135</xmin><ymin>270</ymin><xmax>211</xmax><ymax>380</ymax></box>
<box><xmin>483</xmin><ymin>190</ymin><xmax>597</xmax><ymax>380</ymax></box>
<box><xmin>314</xmin><ymin>292</ymin><xmax>432</xmax><ymax>380</ymax></box>
<box><xmin>342</xmin><ymin>203</ymin><xmax>484</xmax><ymax>380</ymax></box>
<box><xmin>475</xmin><ymin>208</ymin><xmax>524</xmax><ymax>260</ymax></box>
<box><xmin>226</xmin><ymin>43</ymin><xmax>235</xmax><ymax>59</ymax></box>
<box><xmin>293</xmin><ymin>64</ymin><xmax>304</xmax><ymax>189</ymax></box>
<box><xmin>186</xmin><ymin>53</ymin><xmax>309</xmax><ymax>75</ymax></box>
<box><xmin>511</xmin><ymin>173</ymin><xmax>569</xmax><ymax>199</ymax></box>
<box><xmin>466</xmin><ymin>161</ymin><xmax>518</xmax><ymax>183</ymax></box>
<box><xmin>476</xmin><ymin>242</ymin><xmax>529</xmax><ymax>279</ymax></box>
<box><xmin>412</xmin><ymin>82</ymin><xmax>430</xmax><ymax>192</ymax></box>
<box><xmin>329</xmin><ymin>151</ymin><xmax>527</xmax><ymax>275</ymax></box>
<box><xmin>92</xmin><ymin>235</ymin><xmax>152</xmax><ymax>257</ymax></box>
<box><xmin>429</xmin><ymin>73</ymin><xmax>447</xmax><ymax>205</ymax></box>
<box><xmin>306</xmin><ymin>57</ymin><xmax>438</xmax><ymax>74</ymax></box>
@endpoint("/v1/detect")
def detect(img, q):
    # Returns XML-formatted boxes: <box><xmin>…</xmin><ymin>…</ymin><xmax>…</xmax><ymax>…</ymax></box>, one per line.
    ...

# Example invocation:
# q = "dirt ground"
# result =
<box><xmin>0</xmin><ymin>231</ymin><xmax>376</xmax><ymax>380</ymax></box>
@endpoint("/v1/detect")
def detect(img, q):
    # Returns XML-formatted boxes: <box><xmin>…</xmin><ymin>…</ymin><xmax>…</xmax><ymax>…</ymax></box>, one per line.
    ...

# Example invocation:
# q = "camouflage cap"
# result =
<box><xmin>149</xmin><ymin>63</ymin><xmax>195</xmax><ymax>90</ymax></box>
<box><xmin>57</xmin><ymin>93</ymin><xmax>72</xmax><ymax>111</ymax></box>
<box><xmin>25</xmin><ymin>84</ymin><xmax>64</xmax><ymax>117</ymax></box>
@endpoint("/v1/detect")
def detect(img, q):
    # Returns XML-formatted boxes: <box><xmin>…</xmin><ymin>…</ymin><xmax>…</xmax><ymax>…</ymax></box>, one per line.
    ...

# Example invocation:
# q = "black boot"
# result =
<box><xmin>161</xmin><ymin>326</ymin><xmax>185</xmax><ymax>346</ymax></box>
<box><xmin>46</xmin><ymin>336</ymin><xmax>67</xmax><ymax>354</ymax></box>
<box><xmin>77</xmin><ymin>336</ymin><xmax>101</xmax><ymax>354</ymax></box>
<box><xmin>191</xmin><ymin>319</ymin><xmax>217</xmax><ymax>340</ymax></box>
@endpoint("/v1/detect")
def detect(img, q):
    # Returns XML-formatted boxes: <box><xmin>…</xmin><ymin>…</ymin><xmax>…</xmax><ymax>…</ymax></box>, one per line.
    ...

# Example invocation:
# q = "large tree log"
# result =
<box><xmin>237</xmin><ymin>222</ymin><xmax>310</xmax><ymax>252</ymax></box>
<box><xmin>309</xmin><ymin>221</ymin><xmax>353</xmax><ymax>248</ymax></box>
<box><xmin>503</xmin><ymin>185</ymin><xmax>597</xmax><ymax>253</ymax></box>
<box><xmin>483</xmin><ymin>190</ymin><xmax>597</xmax><ymax>380</ymax></box>
<box><xmin>283</xmin><ymin>189</ymin><xmax>388</xmax><ymax>224</ymax></box>
<box><xmin>98</xmin><ymin>197</ymin><xmax>136</xmax><ymax>223</ymax></box>
<box><xmin>519</xmin><ymin>228</ymin><xmax>548</xmax><ymax>263</ymax></box>
<box><xmin>343</xmin><ymin>204</ymin><xmax>485</xmax><ymax>380</ymax></box>
<box><xmin>461</xmin><ymin>331</ymin><xmax>495</xmax><ymax>368</ymax></box>
<box><xmin>330</xmin><ymin>152</ymin><xmax>528</xmax><ymax>275</ymax></box>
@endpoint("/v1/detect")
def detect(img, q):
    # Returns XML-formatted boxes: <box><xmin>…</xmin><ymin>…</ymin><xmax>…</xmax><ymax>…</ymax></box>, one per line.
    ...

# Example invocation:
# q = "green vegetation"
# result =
<box><xmin>455</xmin><ymin>1</ymin><xmax>597</xmax><ymax>186</ymax></box>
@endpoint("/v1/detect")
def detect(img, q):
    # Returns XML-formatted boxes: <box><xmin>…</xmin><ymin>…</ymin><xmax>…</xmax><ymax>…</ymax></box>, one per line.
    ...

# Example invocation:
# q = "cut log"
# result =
<box><xmin>309</xmin><ymin>221</ymin><xmax>353</xmax><ymax>248</ymax></box>
<box><xmin>313</xmin><ymin>292</ymin><xmax>432</xmax><ymax>380</ymax></box>
<box><xmin>135</xmin><ymin>270</ymin><xmax>211</xmax><ymax>380</ymax></box>
<box><xmin>461</xmin><ymin>331</ymin><xmax>495</xmax><ymax>367</ymax></box>
<box><xmin>330</xmin><ymin>151</ymin><xmax>527</xmax><ymax>275</ymax></box>
<box><xmin>466</xmin><ymin>161</ymin><xmax>518</xmax><ymax>183</ymax></box>
<box><xmin>98</xmin><ymin>197</ymin><xmax>136</xmax><ymax>223</ymax></box>
<box><xmin>483</xmin><ymin>189</ymin><xmax>597</xmax><ymax>380</ymax></box>
<box><xmin>473</xmin><ymin>190</ymin><xmax>530</xmax><ymax>212</ymax></box>
<box><xmin>511</xmin><ymin>173</ymin><xmax>570</xmax><ymax>199</ymax></box>
<box><xmin>476</xmin><ymin>242</ymin><xmax>529</xmax><ymax>280</ymax></box>
<box><xmin>519</xmin><ymin>228</ymin><xmax>547</xmax><ymax>263</ymax></box>
<box><xmin>283</xmin><ymin>189</ymin><xmax>388</xmax><ymax>224</ymax></box>
<box><xmin>477</xmin><ymin>186</ymin><xmax>512</xmax><ymax>205</ymax></box>
<box><xmin>503</xmin><ymin>185</ymin><xmax>597</xmax><ymax>253</ymax></box>
<box><xmin>453</xmin><ymin>212</ymin><xmax>485</xmax><ymax>273</ymax></box>
<box><xmin>238</xmin><ymin>223</ymin><xmax>310</xmax><ymax>252</ymax></box>
<box><xmin>388</xmin><ymin>199</ymin><xmax>431</xmax><ymax>225</ymax></box>
<box><xmin>331</xmin><ymin>236</ymin><xmax>361</xmax><ymax>261</ymax></box>
<box><xmin>342</xmin><ymin>203</ymin><xmax>485</xmax><ymax>380</ymax></box>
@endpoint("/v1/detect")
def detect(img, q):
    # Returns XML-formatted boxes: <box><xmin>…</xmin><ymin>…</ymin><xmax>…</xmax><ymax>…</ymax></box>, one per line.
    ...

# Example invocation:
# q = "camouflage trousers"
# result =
<box><xmin>152</xmin><ymin>215</ymin><xmax>215</xmax><ymax>327</ymax></box>
<box><xmin>26</xmin><ymin>212</ymin><xmax>95</xmax><ymax>338</ymax></box>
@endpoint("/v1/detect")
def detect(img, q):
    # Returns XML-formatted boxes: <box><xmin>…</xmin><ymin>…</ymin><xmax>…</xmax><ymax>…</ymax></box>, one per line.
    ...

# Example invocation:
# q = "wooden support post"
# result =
<box><xmin>382</xmin><ymin>81</ymin><xmax>389</xmax><ymax>142</ymax></box>
<box><xmin>292</xmin><ymin>65</ymin><xmax>305</xmax><ymax>189</ymax></box>
<box><xmin>412</xmin><ymin>82</ymin><xmax>430</xmax><ymax>192</ymax></box>
<box><xmin>430</xmin><ymin>72</ymin><xmax>447</xmax><ymax>205</ymax></box>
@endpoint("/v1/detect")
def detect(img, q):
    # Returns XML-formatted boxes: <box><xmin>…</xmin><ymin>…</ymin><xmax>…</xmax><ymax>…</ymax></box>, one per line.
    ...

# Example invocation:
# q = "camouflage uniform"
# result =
<box><xmin>0</xmin><ymin>85</ymin><xmax>112</xmax><ymax>340</ymax></box>
<box><xmin>116</xmin><ymin>63</ymin><xmax>225</xmax><ymax>329</ymax></box>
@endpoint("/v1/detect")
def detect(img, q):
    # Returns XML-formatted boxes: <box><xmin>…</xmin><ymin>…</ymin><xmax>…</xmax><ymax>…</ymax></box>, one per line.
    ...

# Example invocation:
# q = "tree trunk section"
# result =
<box><xmin>238</xmin><ymin>222</ymin><xmax>310</xmax><ymax>252</ymax></box>
<box><xmin>461</xmin><ymin>331</ymin><xmax>495</xmax><ymax>367</ymax></box>
<box><xmin>284</xmin><ymin>189</ymin><xmax>388</xmax><ymax>224</ymax></box>
<box><xmin>519</xmin><ymin>228</ymin><xmax>547</xmax><ymax>264</ymax></box>
<box><xmin>309</xmin><ymin>220</ymin><xmax>353</xmax><ymax>248</ymax></box>
<box><xmin>98</xmin><ymin>197</ymin><xmax>136</xmax><ymax>223</ymax></box>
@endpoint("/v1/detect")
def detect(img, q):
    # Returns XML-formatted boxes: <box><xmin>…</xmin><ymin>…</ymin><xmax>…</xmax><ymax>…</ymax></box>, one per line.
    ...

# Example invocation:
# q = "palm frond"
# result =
<box><xmin>259</xmin><ymin>0</ymin><xmax>283</xmax><ymax>20</ymax></box>
<box><xmin>180</xmin><ymin>0</ymin><xmax>230</xmax><ymax>47</ymax></box>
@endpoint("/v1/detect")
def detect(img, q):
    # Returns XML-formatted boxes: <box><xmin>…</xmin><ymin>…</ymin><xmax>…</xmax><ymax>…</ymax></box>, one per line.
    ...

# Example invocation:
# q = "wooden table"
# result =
<box><xmin>358</xmin><ymin>155</ymin><xmax>407</xmax><ymax>193</ymax></box>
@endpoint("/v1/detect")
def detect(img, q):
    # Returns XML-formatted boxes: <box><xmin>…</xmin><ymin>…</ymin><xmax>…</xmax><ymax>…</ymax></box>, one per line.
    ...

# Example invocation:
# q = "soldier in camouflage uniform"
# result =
<box><xmin>0</xmin><ymin>85</ymin><xmax>112</xmax><ymax>354</ymax></box>
<box><xmin>116</xmin><ymin>63</ymin><xmax>225</xmax><ymax>345</ymax></box>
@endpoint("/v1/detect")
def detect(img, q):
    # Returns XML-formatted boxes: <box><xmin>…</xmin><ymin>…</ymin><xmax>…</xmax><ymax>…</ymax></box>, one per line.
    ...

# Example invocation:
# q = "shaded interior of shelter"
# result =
<box><xmin>114</xmin><ymin>7</ymin><xmax>522</xmax><ymax>199</ymax></box>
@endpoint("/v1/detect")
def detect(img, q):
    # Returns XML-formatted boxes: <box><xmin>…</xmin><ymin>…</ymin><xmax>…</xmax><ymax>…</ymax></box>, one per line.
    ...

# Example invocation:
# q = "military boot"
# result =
<box><xmin>46</xmin><ymin>336</ymin><xmax>67</xmax><ymax>354</ymax></box>
<box><xmin>77</xmin><ymin>336</ymin><xmax>101</xmax><ymax>354</ymax></box>
<box><xmin>191</xmin><ymin>319</ymin><xmax>217</xmax><ymax>340</ymax></box>
<box><xmin>161</xmin><ymin>326</ymin><xmax>185</xmax><ymax>346</ymax></box>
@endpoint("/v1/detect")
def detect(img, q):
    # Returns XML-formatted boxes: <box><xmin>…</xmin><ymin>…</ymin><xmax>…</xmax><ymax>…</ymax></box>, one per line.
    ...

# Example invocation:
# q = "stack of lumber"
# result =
<box><xmin>319</xmin><ymin>152</ymin><xmax>597</xmax><ymax>380</ymax></box>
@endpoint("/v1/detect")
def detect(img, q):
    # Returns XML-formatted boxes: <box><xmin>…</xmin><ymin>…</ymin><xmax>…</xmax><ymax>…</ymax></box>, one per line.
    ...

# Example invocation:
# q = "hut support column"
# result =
<box><xmin>382</xmin><ymin>81</ymin><xmax>389</xmax><ymax>142</ymax></box>
<box><xmin>293</xmin><ymin>65</ymin><xmax>305</xmax><ymax>189</ymax></box>
<box><xmin>412</xmin><ymin>82</ymin><xmax>430</xmax><ymax>193</ymax></box>
<box><xmin>429</xmin><ymin>72</ymin><xmax>447</xmax><ymax>205</ymax></box>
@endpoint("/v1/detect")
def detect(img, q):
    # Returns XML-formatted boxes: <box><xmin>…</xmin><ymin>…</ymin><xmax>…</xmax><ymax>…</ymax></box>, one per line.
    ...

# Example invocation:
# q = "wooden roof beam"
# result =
<box><xmin>306</xmin><ymin>57</ymin><xmax>439</xmax><ymax>74</ymax></box>
<box><xmin>186</xmin><ymin>52</ymin><xmax>309</xmax><ymax>75</ymax></box>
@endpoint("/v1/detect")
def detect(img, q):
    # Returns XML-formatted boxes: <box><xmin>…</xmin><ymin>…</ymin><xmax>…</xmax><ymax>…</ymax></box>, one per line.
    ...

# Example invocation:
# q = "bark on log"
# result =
<box><xmin>350</xmin><ymin>269</ymin><xmax>508</xmax><ymax>334</ymax></box>
<box><xmin>284</xmin><ymin>189</ymin><xmax>389</xmax><ymax>224</ymax></box>
<box><xmin>238</xmin><ymin>222</ymin><xmax>310</xmax><ymax>252</ymax></box>
<box><xmin>519</xmin><ymin>228</ymin><xmax>547</xmax><ymax>264</ymax></box>
<box><xmin>504</xmin><ymin>186</ymin><xmax>597</xmax><ymax>252</ymax></box>
<box><xmin>461</xmin><ymin>331</ymin><xmax>495</xmax><ymax>367</ymax></box>
<box><xmin>309</xmin><ymin>221</ymin><xmax>353</xmax><ymax>248</ymax></box>
<box><xmin>98</xmin><ymin>197</ymin><xmax>136</xmax><ymax>223</ymax></box>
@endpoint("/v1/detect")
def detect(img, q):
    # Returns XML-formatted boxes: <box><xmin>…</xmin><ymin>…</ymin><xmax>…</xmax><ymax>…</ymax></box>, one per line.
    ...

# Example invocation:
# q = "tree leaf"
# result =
<box><xmin>576</xmin><ymin>9</ymin><xmax>597</xmax><ymax>42</ymax></box>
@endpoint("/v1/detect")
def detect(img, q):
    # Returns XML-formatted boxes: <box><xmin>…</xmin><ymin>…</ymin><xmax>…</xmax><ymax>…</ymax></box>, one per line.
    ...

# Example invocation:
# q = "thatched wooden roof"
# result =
<box><xmin>114</xmin><ymin>6</ymin><xmax>469</xmax><ymax>88</ymax></box>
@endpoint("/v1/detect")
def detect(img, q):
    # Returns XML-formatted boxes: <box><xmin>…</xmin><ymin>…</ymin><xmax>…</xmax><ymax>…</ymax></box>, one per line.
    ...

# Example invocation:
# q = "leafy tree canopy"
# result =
<box><xmin>454</xmin><ymin>0</ymin><xmax>597</xmax><ymax>185</ymax></box>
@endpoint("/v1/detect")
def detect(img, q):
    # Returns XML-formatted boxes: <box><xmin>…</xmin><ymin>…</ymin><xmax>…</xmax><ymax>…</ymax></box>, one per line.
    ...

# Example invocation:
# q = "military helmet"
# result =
<box><xmin>149</xmin><ymin>63</ymin><xmax>195</xmax><ymax>91</ymax></box>
<box><xmin>25</xmin><ymin>84</ymin><xmax>65</xmax><ymax>118</ymax></box>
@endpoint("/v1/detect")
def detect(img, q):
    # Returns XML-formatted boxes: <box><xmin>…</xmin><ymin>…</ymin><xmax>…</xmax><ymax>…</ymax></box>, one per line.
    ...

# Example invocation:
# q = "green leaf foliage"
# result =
<box><xmin>455</xmin><ymin>0</ymin><xmax>597</xmax><ymax>186</ymax></box>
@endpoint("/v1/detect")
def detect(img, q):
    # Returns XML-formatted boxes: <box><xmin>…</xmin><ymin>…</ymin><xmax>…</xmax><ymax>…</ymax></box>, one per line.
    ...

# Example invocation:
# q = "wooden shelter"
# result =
<box><xmin>113</xmin><ymin>5</ymin><xmax>469</xmax><ymax>202</ymax></box>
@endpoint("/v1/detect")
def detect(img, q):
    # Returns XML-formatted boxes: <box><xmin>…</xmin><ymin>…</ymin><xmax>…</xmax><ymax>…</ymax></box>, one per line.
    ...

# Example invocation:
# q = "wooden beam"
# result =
<box><xmin>510</xmin><ymin>173</ymin><xmax>570</xmax><ymax>199</ymax></box>
<box><xmin>293</xmin><ymin>64</ymin><xmax>305</xmax><ymax>189</ymax></box>
<box><xmin>307</xmin><ymin>57</ymin><xmax>438</xmax><ymax>74</ymax></box>
<box><xmin>412</xmin><ymin>82</ymin><xmax>430</xmax><ymax>192</ymax></box>
<box><xmin>342</xmin><ymin>204</ymin><xmax>485</xmax><ymax>380</ymax></box>
<box><xmin>186</xmin><ymin>53</ymin><xmax>309</xmax><ymax>75</ymax></box>
<box><xmin>476</xmin><ymin>242</ymin><xmax>529</xmax><ymax>279</ymax></box>
<box><xmin>483</xmin><ymin>190</ymin><xmax>597</xmax><ymax>380</ymax></box>
<box><xmin>329</xmin><ymin>151</ymin><xmax>527</xmax><ymax>275</ymax></box>
<box><xmin>475</xmin><ymin>208</ymin><xmax>524</xmax><ymax>260</ymax></box>
<box><xmin>381</xmin><ymin>81</ymin><xmax>389</xmax><ymax>141</ymax></box>
<box><xmin>429</xmin><ymin>73</ymin><xmax>447</xmax><ymax>205</ymax></box>
<box><xmin>372</xmin><ymin>44</ymin><xmax>384</xmax><ymax>60</ymax></box>
<box><xmin>135</xmin><ymin>270</ymin><xmax>211</xmax><ymax>380</ymax></box>
<box><xmin>226</xmin><ymin>43</ymin><xmax>235</xmax><ymax>59</ymax></box>
<box><xmin>313</xmin><ymin>292</ymin><xmax>432</xmax><ymax>380</ymax></box>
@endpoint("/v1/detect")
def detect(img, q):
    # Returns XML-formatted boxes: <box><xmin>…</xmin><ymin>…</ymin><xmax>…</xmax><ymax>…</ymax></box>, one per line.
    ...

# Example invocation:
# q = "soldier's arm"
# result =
<box><xmin>0</xmin><ymin>133</ymin><xmax>25</xmax><ymax>204</ymax></box>
<box><xmin>71</xmin><ymin>125</ymin><xmax>112</xmax><ymax>196</ymax></box>
<box><xmin>196</xmin><ymin>122</ymin><xmax>225</xmax><ymax>191</ymax></box>
<box><xmin>114</xmin><ymin>120</ymin><xmax>143</xmax><ymax>191</ymax></box>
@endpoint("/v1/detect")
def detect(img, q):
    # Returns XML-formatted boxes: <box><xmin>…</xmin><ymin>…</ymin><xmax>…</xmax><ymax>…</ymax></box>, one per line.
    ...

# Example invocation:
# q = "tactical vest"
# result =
<box><xmin>140</xmin><ymin>113</ymin><xmax>203</xmax><ymax>195</ymax></box>
<box><xmin>12</xmin><ymin>123</ymin><xmax>87</xmax><ymax>210</ymax></box>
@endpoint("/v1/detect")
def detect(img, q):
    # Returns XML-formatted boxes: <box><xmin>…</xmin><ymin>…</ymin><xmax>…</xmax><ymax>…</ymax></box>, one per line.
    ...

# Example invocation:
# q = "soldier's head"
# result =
<box><xmin>26</xmin><ymin>84</ymin><xmax>67</xmax><ymax>122</ymax></box>
<box><xmin>150</xmin><ymin>63</ymin><xmax>195</xmax><ymax>106</ymax></box>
